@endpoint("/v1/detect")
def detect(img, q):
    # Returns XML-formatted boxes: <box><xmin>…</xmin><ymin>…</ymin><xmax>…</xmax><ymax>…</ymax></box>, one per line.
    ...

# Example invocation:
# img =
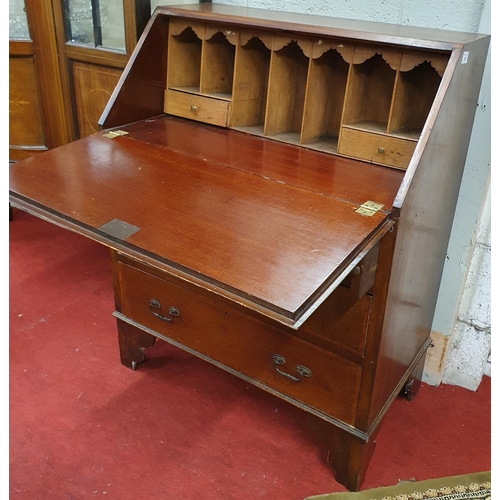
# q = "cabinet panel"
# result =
<box><xmin>72</xmin><ymin>62</ymin><xmax>122</xmax><ymax>138</ymax></box>
<box><xmin>9</xmin><ymin>56</ymin><xmax>46</xmax><ymax>150</ymax></box>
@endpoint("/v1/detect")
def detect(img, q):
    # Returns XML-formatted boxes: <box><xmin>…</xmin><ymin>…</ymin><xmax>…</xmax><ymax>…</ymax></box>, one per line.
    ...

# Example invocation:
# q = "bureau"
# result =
<box><xmin>9</xmin><ymin>3</ymin><xmax>489</xmax><ymax>491</ymax></box>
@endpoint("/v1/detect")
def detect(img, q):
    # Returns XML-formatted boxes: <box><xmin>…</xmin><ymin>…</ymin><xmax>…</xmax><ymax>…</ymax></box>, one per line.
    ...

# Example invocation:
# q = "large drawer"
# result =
<box><xmin>116</xmin><ymin>261</ymin><xmax>362</xmax><ymax>425</ymax></box>
<box><xmin>164</xmin><ymin>89</ymin><xmax>231</xmax><ymax>127</ymax></box>
<box><xmin>338</xmin><ymin>127</ymin><xmax>416</xmax><ymax>169</ymax></box>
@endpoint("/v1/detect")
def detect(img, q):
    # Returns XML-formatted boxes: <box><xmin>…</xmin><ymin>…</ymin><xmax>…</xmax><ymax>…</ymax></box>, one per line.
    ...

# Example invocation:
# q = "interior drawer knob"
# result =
<box><xmin>377</xmin><ymin>147</ymin><xmax>385</xmax><ymax>154</ymax></box>
<box><xmin>149</xmin><ymin>298</ymin><xmax>180</xmax><ymax>323</ymax></box>
<box><xmin>272</xmin><ymin>354</ymin><xmax>312</xmax><ymax>382</ymax></box>
<box><xmin>190</xmin><ymin>105</ymin><xmax>197</xmax><ymax>112</ymax></box>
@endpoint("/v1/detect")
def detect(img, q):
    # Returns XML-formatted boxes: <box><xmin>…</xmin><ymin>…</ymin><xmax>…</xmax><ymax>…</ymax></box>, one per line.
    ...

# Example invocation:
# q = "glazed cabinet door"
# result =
<box><xmin>9</xmin><ymin>0</ymin><xmax>71</xmax><ymax>161</ymax></box>
<box><xmin>51</xmin><ymin>0</ymin><xmax>149</xmax><ymax>140</ymax></box>
<box><xmin>9</xmin><ymin>0</ymin><xmax>209</xmax><ymax>161</ymax></box>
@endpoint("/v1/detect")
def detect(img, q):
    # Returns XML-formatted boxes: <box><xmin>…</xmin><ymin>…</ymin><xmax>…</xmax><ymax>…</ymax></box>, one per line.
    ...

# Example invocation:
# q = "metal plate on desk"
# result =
<box><xmin>99</xmin><ymin>219</ymin><xmax>141</xmax><ymax>240</ymax></box>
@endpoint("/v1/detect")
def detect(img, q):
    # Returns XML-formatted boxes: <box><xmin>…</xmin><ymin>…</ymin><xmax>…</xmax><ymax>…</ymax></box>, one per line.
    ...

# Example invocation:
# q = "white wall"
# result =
<box><xmin>213</xmin><ymin>0</ymin><xmax>491</xmax><ymax>390</ymax></box>
<box><xmin>438</xmin><ymin>0</ymin><xmax>491</xmax><ymax>390</ymax></box>
<box><xmin>442</xmin><ymin>179</ymin><xmax>491</xmax><ymax>389</ymax></box>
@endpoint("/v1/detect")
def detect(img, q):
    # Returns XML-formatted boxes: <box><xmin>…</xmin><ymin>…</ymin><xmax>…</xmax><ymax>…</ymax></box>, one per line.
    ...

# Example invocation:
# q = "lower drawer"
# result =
<box><xmin>164</xmin><ymin>89</ymin><xmax>231</xmax><ymax>127</ymax></box>
<box><xmin>338</xmin><ymin>127</ymin><xmax>416</xmax><ymax>169</ymax></box>
<box><xmin>117</xmin><ymin>261</ymin><xmax>362</xmax><ymax>425</ymax></box>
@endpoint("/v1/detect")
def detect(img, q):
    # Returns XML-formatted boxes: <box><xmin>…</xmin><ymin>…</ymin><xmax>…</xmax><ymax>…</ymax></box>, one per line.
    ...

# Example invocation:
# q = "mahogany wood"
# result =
<box><xmin>117</xmin><ymin>318</ymin><xmax>157</xmax><ymax>370</ymax></box>
<box><xmin>328</xmin><ymin>422</ymin><xmax>381</xmax><ymax>491</ymax></box>
<box><xmin>368</xmin><ymin>37</ymin><xmax>490</xmax><ymax>429</ymax></box>
<box><xmin>116</xmin><ymin>260</ymin><xmax>363</xmax><ymax>424</ymax></box>
<box><xmin>9</xmin><ymin>4</ymin><xmax>489</xmax><ymax>492</ymax></box>
<box><xmin>100</xmin><ymin>13</ymin><xmax>170</xmax><ymax>129</ymax></box>
<box><xmin>117</xmin><ymin>117</ymin><xmax>404</xmax><ymax>208</ymax></box>
<box><xmin>9</xmin><ymin>116</ymin><xmax>397</xmax><ymax>321</ymax></box>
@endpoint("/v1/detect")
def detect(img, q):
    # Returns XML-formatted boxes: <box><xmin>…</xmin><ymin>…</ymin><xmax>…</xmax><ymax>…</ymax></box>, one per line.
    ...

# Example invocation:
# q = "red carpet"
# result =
<box><xmin>9</xmin><ymin>209</ymin><xmax>491</xmax><ymax>499</ymax></box>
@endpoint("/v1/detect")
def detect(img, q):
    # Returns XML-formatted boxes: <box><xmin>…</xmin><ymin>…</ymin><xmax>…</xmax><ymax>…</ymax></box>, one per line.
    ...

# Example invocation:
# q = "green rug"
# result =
<box><xmin>304</xmin><ymin>471</ymin><xmax>491</xmax><ymax>500</ymax></box>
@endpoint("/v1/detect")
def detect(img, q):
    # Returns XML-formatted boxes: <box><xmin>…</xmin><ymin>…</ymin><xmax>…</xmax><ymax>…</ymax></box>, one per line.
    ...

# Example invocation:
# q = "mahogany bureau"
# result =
<box><xmin>9</xmin><ymin>4</ymin><xmax>489</xmax><ymax>491</ymax></box>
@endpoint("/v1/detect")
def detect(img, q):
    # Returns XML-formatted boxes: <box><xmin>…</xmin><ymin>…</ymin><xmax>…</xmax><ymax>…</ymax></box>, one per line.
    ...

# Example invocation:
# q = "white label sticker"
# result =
<box><xmin>462</xmin><ymin>51</ymin><xmax>469</xmax><ymax>64</ymax></box>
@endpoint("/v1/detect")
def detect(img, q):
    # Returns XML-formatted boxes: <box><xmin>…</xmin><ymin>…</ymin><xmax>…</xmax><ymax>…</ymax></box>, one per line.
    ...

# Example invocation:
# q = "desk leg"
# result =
<box><xmin>116</xmin><ymin>318</ymin><xmax>156</xmax><ymax>370</ymax></box>
<box><xmin>327</xmin><ymin>425</ymin><xmax>379</xmax><ymax>492</ymax></box>
<box><xmin>401</xmin><ymin>347</ymin><xmax>426</xmax><ymax>401</ymax></box>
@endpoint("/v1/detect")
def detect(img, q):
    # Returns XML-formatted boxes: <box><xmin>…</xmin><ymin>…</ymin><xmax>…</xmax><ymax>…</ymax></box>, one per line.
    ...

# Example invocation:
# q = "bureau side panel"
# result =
<box><xmin>361</xmin><ymin>37</ymin><xmax>489</xmax><ymax>430</ymax></box>
<box><xmin>99</xmin><ymin>14</ymin><xmax>169</xmax><ymax>129</ymax></box>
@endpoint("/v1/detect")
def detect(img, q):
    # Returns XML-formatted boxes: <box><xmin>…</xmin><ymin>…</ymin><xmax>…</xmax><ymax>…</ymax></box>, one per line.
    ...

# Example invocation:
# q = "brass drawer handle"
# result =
<box><xmin>149</xmin><ymin>299</ymin><xmax>180</xmax><ymax>323</ymax></box>
<box><xmin>377</xmin><ymin>147</ymin><xmax>385</xmax><ymax>154</ymax></box>
<box><xmin>190</xmin><ymin>105</ymin><xmax>197</xmax><ymax>112</ymax></box>
<box><xmin>272</xmin><ymin>354</ymin><xmax>312</xmax><ymax>382</ymax></box>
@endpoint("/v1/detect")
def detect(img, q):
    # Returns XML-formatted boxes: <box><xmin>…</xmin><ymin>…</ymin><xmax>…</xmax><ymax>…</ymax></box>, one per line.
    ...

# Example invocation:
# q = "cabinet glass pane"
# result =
<box><xmin>101</xmin><ymin>0</ymin><xmax>125</xmax><ymax>50</ymax></box>
<box><xmin>9</xmin><ymin>0</ymin><xmax>30</xmax><ymax>39</ymax></box>
<box><xmin>63</xmin><ymin>0</ymin><xmax>125</xmax><ymax>51</ymax></box>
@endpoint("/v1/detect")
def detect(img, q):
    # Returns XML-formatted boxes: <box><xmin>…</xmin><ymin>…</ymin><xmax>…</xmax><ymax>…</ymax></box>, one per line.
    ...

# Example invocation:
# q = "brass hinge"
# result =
<box><xmin>355</xmin><ymin>200</ymin><xmax>384</xmax><ymax>216</ymax></box>
<box><xmin>103</xmin><ymin>129</ymin><xmax>129</xmax><ymax>139</ymax></box>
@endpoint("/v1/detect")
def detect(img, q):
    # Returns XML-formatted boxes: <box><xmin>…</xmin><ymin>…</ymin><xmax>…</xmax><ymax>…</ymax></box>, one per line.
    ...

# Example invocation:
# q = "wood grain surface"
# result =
<box><xmin>10</xmin><ymin>116</ymin><xmax>401</xmax><ymax>318</ymax></box>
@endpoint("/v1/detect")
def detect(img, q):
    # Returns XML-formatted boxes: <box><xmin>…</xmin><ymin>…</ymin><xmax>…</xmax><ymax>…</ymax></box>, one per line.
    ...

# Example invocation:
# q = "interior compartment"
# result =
<box><xmin>200</xmin><ymin>30</ymin><xmax>236</xmax><ymax>99</ymax></box>
<box><xmin>167</xmin><ymin>24</ymin><xmax>202</xmax><ymax>93</ymax></box>
<box><xmin>301</xmin><ymin>48</ymin><xmax>349</xmax><ymax>153</ymax></box>
<box><xmin>342</xmin><ymin>53</ymin><xmax>396</xmax><ymax>134</ymax></box>
<box><xmin>388</xmin><ymin>61</ymin><xmax>442</xmax><ymax>140</ymax></box>
<box><xmin>264</xmin><ymin>40</ymin><xmax>309</xmax><ymax>143</ymax></box>
<box><xmin>230</xmin><ymin>36</ymin><xmax>271</xmax><ymax>131</ymax></box>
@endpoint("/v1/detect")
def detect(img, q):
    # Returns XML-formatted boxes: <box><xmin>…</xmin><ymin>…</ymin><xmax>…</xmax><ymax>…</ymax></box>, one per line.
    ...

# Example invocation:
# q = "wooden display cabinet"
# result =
<box><xmin>9</xmin><ymin>4</ymin><xmax>489</xmax><ymax>492</ymax></box>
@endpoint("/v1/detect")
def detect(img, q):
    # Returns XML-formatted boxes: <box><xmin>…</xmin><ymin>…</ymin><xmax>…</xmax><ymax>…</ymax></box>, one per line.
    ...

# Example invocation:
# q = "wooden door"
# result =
<box><xmin>10</xmin><ymin>0</ymin><xmax>207</xmax><ymax>161</ymax></box>
<box><xmin>9</xmin><ymin>0</ymin><xmax>71</xmax><ymax>161</ymax></box>
<box><xmin>51</xmin><ymin>0</ymin><xmax>152</xmax><ymax>140</ymax></box>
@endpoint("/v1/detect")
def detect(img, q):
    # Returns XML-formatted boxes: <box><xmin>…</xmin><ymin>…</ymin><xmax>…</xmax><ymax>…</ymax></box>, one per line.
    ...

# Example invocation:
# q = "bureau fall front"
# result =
<box><xmin>9</xmin><ymin>3</ymin><xmax>489</xmax><ymax>491</ymax></box>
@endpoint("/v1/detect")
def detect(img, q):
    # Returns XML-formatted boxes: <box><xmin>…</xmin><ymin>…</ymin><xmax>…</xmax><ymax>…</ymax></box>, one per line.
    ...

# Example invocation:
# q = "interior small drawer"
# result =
<box><xmin>338</xmin><ymin>127</ymin><xmax>416</xmax><ymax>169</ymax></box>
<box><xmin>116</xmin><ymin>261</ymin><xmax>362</xmax><ymax>425</ymax></box>
<box><xmin>164</xmin><ymin>89</ymin><xmax>231</xmax><ymax>127</ymax></box>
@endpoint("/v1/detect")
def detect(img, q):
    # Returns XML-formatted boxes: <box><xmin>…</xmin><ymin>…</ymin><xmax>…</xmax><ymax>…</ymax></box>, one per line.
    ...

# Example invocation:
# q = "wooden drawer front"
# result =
<box><xmin>164</xmin><ymin>89</ymin><xmax>230</xmax><ymax>127</ymax></box>
<box><xmin>117</xmin><ymin>262</ymin><xmax>362</xmax><ymax>425</ymax></box>
<box><xmin>338</xmin><ymin>127</ymin><xmax>416</xmax><ymax>169</ymax></box>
